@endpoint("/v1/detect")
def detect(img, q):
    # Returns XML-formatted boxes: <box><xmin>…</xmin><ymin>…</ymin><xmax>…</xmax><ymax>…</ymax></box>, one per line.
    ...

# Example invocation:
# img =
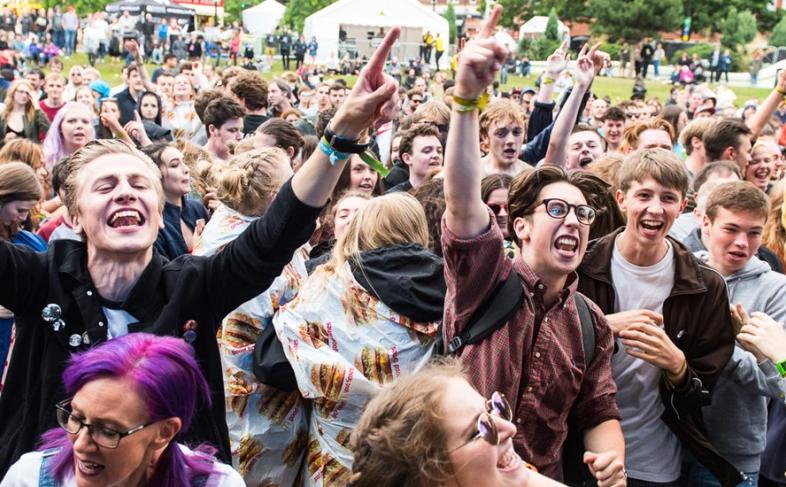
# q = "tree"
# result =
<box><xmin>721</xmin><ymin>8</ymin><xmax>757</xmax><ymax>50</ymax></box>
<box><xmin>443</xmin><ymin>4</ymin><xmax>458</xmax><ymax>45</ymax></box>
<box><xmin>281</xmin><ymin>0</ymin><xmax>337</xmax><ymax>33</ymax></box>
<box><xmin>685</xmin><ymin>0</ymin><xmax>782</xmax><ymax>35</ymax></box>
<box><xmin>544</xmin><ymin>7</ymin><xmax>559</xmax><ymax>41</ymax></box>
<box><xmin>771</xmin><ymin>16</ymin><xmax>786</xmax><ymax>48</ymax></box>
<box><xmin>588</xmin><ymin>0</ymin><xmax>683</xmax><ymax>43</ymax></box>
<box><xmin>489</xmin><ymin>0</ymin><xmax>590</xmax><ymax>28</ymax></box>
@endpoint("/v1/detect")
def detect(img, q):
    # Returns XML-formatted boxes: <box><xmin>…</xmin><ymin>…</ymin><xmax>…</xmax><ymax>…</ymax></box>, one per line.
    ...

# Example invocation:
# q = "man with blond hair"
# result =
<box><xmin>479</xmin><ymin>99</ymin><xmax>528</xmax><ymax>176</ymax></box>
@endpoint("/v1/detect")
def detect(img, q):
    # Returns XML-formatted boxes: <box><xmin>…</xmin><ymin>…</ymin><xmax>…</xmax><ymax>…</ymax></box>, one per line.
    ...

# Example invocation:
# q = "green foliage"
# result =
<box><xmin>602</xmin><ymin>42</ymin><xmax>623</xmax><ymax>61</ymax></box>
<box><xmin>490</xmin><ymin>0</ymin><xmax>590</xmax><ymax>28</ymax></box>
<box><xmin>518</xmin><ymin>37</ymin><xmax>532</xmax><ymax>56</ymax></box>
<box><xmin>771</xmin><ymin>16</ymin><xmax>786</xmax><ymax>48</ymax></box>
<box><xmin>669</xmin><ymin>43</ymin><xmax>714</xmax><ymax>63</ymax></box>
<box><xmin>225</xmin><ymin>0</ymin><xmax>253</xmax><ymax>24</ymax></box>
<box><xmin>686</xmin><ymin>0</ymin><xmax>782</xmax><ymax>36</ymax></box>
<box><xmin>521</xmin><ymin>38</ymin><xmax>562</xmax><ymax>60</ymax></box>
<box><xmin>721</xmin><ymin>8</ymin><xmax>757</xmax><ymax>50</ymax></box>
<box><xmin>588</xmin><ymin>0</ymin><xmax>683</xmax><ymax>43</ymax></box>
<box><xmin>544</xmin><ymin>7</ymin><xmax>559</xmax><ymax>41</ymax></box>
<box><xmin>281</xmin><ymin>0</ymin><xmax>336</xmax><ymax>32</ymax></box>
<box><xmin>443</xmin><ymin>4</ymin><xmax>457</xmax><ymax>45</ymax></box>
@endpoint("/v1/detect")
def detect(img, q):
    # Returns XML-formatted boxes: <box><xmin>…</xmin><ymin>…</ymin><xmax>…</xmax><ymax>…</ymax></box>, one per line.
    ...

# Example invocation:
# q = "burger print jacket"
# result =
<box><xmin>194</xmin><ymin>203</ymin><xmax>309</xmax><ymax>487</ymax></box>
<box><xmin>273</xmin><ymin>244</ymin><xmax>443</xmax><ymax>487</ymax></box>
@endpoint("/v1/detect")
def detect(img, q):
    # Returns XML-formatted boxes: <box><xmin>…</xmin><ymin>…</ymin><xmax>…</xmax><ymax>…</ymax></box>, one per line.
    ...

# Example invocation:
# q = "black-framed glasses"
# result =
<box><xmin>55</xmin><ymin>399</ymin><xmax>154</xmax><ymax>449</ymax></box>
<box><xmin>538</xmin><ymin>198</ymin><xmax>596</xmax><ymax>225</ymax></box>
<box><xmin>450</xmin><ymin>392</ymin><xmax>512</xmax><ymax>452</ymax></box>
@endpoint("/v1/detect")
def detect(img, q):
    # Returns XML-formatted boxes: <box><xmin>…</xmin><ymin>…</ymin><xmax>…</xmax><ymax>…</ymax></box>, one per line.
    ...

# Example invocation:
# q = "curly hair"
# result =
<box><xmin>349</xmin><ymin>358</ymin><xmax>465</xmax><ymax>487</ymax></box>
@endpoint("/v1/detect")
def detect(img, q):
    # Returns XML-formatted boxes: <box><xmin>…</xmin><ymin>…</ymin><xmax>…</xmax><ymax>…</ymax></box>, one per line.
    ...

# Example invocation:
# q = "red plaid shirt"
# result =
<box><xmin>441</xmin><ymin>216</ymin><xmax>620</xmax><ymax>480</ymax></box>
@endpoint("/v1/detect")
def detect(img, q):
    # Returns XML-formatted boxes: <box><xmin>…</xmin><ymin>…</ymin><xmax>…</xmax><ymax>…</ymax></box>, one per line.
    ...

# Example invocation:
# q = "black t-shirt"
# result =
<box><xmin>266</xmin><ymin>34</ymin><xmax>277</xmax><ymax>47</ymax></box>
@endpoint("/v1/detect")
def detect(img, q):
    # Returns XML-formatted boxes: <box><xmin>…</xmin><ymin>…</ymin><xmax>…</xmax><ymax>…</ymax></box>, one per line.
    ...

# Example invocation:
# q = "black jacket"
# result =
<box><xmin>154</xmin><ymin>197</ymin><xmax>209</xmax><ymax>261</ymax></box>
<box><xmin>0</xmin><ymin>180</ymin><xmax>322</xmax><ymax>474</ymax></box>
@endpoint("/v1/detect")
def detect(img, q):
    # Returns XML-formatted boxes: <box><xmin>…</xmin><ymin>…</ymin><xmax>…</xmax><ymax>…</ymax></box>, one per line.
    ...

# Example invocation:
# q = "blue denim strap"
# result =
<box><xmin>38</xmin><ymin>449</ymin><xmax>59</xmax><ymax>487</ymax></box>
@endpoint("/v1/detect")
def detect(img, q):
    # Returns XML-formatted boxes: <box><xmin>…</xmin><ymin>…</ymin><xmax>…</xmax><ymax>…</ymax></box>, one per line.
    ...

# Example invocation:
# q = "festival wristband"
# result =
<box><xmin>776</xmin><ymin>359</ymin><xmax>786</xmax><ymax>377</ymax></box>
<box><xmin>776</xmin><ymin>86</ymin><xmax>786</xmax><ymax>97</ymax></box>
<box><xmin>452</xmin><ymin>91</ymin><xmax>490</xmax><ymax>113</ymax></box>
<box><xmin>542</xmin><ymin>75</ymin><xmax>556</xmax><ymax>86</ymax></box>
<box><xmin>359</xmin><ymin>150</ymin><xmax>390</xmax><ymax>177</ymax></box>
<box><xmin>318</xmin><ymin>137</ymin><xmax>352</xmax><ymax>166</ymax></box>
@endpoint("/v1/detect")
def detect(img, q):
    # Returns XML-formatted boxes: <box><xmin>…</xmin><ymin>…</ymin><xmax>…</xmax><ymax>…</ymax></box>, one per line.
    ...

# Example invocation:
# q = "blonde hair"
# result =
<box><xmin>479</xmin><ymin>99</ymin><xmax>527</xmax><ymax>140</ymax></box>
<box><xmin>3</xmin><ymin>79</ymin><xmax>37</xmax><ymax>122</ymax></box>
<box><xmin>618</xmin><ymin>148</ymin><xmax>689</xmax><ymax>197</ymax></box>
<box><xmin>763</xmin><ymin>181</ymin><xmax>786</xmax><ymax>269</ymax></box>
<box><xmin>0</xmin><ymin>162</ymin><xmax>43</xmax><ymax>240</ymax></box>
<box><xmin>588</xmin><ymin>152</ymin><xmax>625</xmax><ymax>193</ymax></box>
<box><xmin>349</xmin><ymin>358</ymin><xmax>465</xmax><ymax>486</ymax></box>
<box><xmin>0</xmin><ymin>138</ymin><xmax>49</xmax><ymax>196</ymax></box>
<box><xmin>328</xmin><ymin>192</ymin><xmax>429</xmax><ymax>269</ymax></box>
<box><xmin>216</xmin><ymin>148</ymin><xmax>290</xmax><ymax>216</ymax></box>
<box><xmin>621</xmin><ymin>118</ymin><xmax>676</xmax><ymax>152</ymax></box>
<box><xmin>64</xmin><ymin>140</ymin><xmax>164</xmax><ymax>218</ymax></box>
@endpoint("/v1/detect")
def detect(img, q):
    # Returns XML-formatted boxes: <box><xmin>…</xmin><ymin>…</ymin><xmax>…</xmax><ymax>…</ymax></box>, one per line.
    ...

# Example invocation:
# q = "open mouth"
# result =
<box><xmin>497</xmin><ymin>447</ymin><xmax>522</xmax><ymax>471</ymax></box>
<box><xmin>754</xmin><ymin>167</ymin><xmax>771</xmax><ymax>181</ymax></box>
<box><xmin>579</xmin><ymin>156</ymin><xmax>594</xmax><ymax>168</ymax></box>
<box><xmin>555</xmin><ymin>235</ymin><xmax>579</xmax><ymax>254</ymax></box>
<box><xmin>727</xmin><ymin>250</ymin><xmax>747</xmax><ymax>261</ymax></box>
<box><xmin>502</xmin><ymin>148</ymin><xmax>518</xmax><ymax>160</ymax></box>
<box><xmin>640</xmin><ymin>219</ymin><xmax>664</xmax><ymax>232</ymax></box>
<box><xmin>77</xmin><ymin>459</ymin><xmax>105</xmax><ymax>476</ymax></box>
<box><xmin>108</xmin><ymin>209</ymin><xmax>145</xmax><ymax>228</ymax></box>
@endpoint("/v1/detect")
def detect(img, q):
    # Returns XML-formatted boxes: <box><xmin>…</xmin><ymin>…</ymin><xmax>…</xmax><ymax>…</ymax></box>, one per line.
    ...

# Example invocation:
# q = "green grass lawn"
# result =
<box><xmin>61</xmin><ymin>53</ymin><xmax>774</xmax><ymax>106</ymax></box>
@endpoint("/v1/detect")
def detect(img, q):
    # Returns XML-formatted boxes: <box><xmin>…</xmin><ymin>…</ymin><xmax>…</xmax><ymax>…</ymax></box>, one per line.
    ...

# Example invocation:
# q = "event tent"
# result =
<box><xmin>106</xmin><ymin>0</ymin><xmax>195</xmax><ymax>30</ymax></box>
<box><xmin>518</xmin><ymin>15</ymin><xmax>568</xmax><ymax>40</ymax></box>
<box><xmin>242</xmin><ymin>0</ymin><xmax>286</xmax><ymax>36</ymax></box>
<box><xmin>303</xmin><ymin>0</ymin><xmax>449</xmax><ymax>65</ymax></box>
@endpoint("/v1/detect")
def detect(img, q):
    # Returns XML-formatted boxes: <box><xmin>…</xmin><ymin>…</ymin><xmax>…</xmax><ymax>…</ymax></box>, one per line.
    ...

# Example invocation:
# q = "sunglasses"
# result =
<box><xmin>538</xmin><ymin>198</ymin><xmax>596</xmax><ymax>226</ymax></box>
<box><xmin>488</xmin><ymin>203</ymin><xmax>507</xmax><ymax>215</ymax></box>
<box><xmin>450</xmin><ymin>392</ymin><xmax>512</xmax><ymax>452</ymax></box>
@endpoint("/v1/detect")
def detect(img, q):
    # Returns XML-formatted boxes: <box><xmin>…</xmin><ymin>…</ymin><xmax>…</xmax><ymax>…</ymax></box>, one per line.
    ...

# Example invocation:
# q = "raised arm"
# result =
<box><xmin>444</xmin><ymin>6</ymin><xmax>508</xmax><ymax>239</ymax></box>
<box><xmin>747</xmin><ymin>69</ymin><xmax>786</xmax><ymax>140</ymax></box>
<box><xmin>543</xmin><ymin>45</ymin><xmax>597</xmax><ymax>168</ymax></box>
<box><xmin>292</xmin><ymin>27</ymin><xmax>400</xmax><ymax>207</ymax></box>
<box><xmin>537</xmin><ymin>40</ymin><xmax>568</xmax><ymax>106</ymax></box>
<box><xmin>127</xmin><ymin>39</ymin><xmax>157</xmax><ymax>94</ymax></box>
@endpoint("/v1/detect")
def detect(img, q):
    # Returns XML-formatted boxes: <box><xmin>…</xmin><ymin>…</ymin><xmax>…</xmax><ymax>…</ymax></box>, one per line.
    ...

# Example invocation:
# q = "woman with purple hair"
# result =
<box><xmin>1</xmin><ymin>333</ymin><xmax>244</xmax><ymax>486</ymax></box>
<box><xmin>0</xmin><ymin>28</ymin><xmax>402</xmax><ymax>476</ymax></box>
<box><xmin>41</xmin><ymin>102</ymin><xmax>94</xmax><ymax>171</ymax></box>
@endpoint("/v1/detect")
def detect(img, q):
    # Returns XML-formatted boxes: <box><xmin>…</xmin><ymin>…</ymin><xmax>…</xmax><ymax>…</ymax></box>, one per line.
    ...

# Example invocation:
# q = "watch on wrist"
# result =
<box><xmin>323</xmin><ymin>126</ymin><xmax>369</xmax><ymax>154</ymax></box>
<box><xmin>775</xmin><ymin>359</ymin><xmax>786</xmax><ymax>377</ymax></box>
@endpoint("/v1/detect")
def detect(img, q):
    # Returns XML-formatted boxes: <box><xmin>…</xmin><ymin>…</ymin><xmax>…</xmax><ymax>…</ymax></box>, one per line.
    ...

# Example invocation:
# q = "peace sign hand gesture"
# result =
<box><xmin>330</xmin><ymin>27</ymin><xmax>401</xmax><ymax>139</ymax></box>
<box><xmin>454</xmin><ymin>5</ymin><xmax>509</xmax><ymax>100</ymax></box>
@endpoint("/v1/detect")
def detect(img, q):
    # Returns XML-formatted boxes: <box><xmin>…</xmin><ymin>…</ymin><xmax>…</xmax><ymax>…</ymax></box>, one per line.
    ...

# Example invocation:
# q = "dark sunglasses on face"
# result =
<box><xmin>450</xmin><ymin>392</ymin><xmax>513</xmax><ymax>452</ymax></box>
<box><xmin>539</xmin><ymin>198</ymin><xmax>596</xmax><ymax>225</ymax></box>
<box><xmin>488</xmin><ymin>203</ymin><xmax>507</xmax><ymax>215</ymax></box>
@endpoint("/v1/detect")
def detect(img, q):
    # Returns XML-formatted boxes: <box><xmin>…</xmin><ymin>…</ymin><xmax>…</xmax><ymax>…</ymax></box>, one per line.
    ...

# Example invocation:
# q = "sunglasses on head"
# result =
<box><xmin>450</xmin><ymin>391</ymin><xmax>512</xmax><ymax>452</ymax></box>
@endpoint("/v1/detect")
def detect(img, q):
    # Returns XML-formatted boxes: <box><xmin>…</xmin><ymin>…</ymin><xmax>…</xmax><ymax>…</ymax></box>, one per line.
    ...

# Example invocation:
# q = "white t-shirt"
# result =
<box><xmin>0</xmin><ymin>445</ymin><xmax>244</xmax><ymax>487</ymax></box>
<box><xmin>610</xmin><ymin>239</ymin><xmax>682</xmax><ymax>483</ymax></box>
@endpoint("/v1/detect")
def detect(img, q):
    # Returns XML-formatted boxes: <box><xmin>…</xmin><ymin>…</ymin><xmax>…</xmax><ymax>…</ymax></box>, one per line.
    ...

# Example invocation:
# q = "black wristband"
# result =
<box><xmin>323</xmin><ymin>126</ymin><xmax>370</xmax><ymax>154</ymax></box>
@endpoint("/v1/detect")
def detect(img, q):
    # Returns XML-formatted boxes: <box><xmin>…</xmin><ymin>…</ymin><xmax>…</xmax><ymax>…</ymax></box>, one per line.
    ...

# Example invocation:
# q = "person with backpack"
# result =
<box><xmin>441</xmin><ymin>6</ymin><xmax>625</xmax><ymax>485</ymax></box>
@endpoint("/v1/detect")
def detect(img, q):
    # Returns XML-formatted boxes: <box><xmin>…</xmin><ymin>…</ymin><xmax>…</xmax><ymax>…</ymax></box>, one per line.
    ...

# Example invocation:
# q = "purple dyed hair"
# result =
<box><xmin>42</xmin><ymin>101</ymin><xmax>96</xmax><ymax>171</ymax></box>
<box><xmin>38</xmin><ymin>333</ymin><xmax>220</xmax><ymax>487</ymax></box>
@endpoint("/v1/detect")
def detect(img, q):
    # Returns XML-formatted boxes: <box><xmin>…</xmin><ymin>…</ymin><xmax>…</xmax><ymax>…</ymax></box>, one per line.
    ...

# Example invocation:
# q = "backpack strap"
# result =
<box><xmin>445</xmin><ymin>271</ymin><xmax>524</xmax><ymax>355</ymax></box>
<box><xmin>38</xmin><ymin>449</ymin><xmax>59</xmax><ymax>487</ymax></box>
<box><xmin>574</xmin><ymin>293</ymin><xmax>596</xmax><ymax>366</ymax></box>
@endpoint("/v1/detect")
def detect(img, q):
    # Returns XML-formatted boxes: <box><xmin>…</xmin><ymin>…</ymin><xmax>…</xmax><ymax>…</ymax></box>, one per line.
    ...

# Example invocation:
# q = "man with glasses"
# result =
<box><xmin>405</xmin><ymin>89</ymin><xmax>424</xmax><ymax>115</ymax></box>
<box><xmin>442</xmin><ymin>7</ymin><xmax>625</xmax><ymax>483</ymax></box>
<box><xmin>578</xmin><ymin>148</ymin><xmax>738</xmax><ymax>486</ymax></box>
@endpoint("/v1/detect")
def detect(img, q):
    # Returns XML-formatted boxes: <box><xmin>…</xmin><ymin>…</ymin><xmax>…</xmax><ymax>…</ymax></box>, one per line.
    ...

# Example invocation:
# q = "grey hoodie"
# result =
<box><xmin>693</xmin><ymin>251</ymin><xmax>786</xmax><ymax>472</ymax></box>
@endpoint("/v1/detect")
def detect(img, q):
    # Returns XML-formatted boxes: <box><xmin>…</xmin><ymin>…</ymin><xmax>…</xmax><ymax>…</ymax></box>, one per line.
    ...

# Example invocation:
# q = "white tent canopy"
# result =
<box><xmin>242</xmin><ymin>0</ymin><xmax>286</xmax><ymax>36</ymax></box>
<box><xmin>519</xmin><ymin>15</ymin><xmax>568</xmax><ymax>40</ymax></box>
<box><xmin>304</xmin><ymin>0</ymin><xmax>449</xmax><ymax>65</ymax></box>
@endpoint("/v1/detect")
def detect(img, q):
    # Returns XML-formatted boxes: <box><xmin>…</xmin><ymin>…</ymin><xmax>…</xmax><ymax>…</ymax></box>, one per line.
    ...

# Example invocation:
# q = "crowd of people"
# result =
<box><xmin>2</xmin><ymin>3</ymin><xmax>786</xmax><ymax>487</ymax></box>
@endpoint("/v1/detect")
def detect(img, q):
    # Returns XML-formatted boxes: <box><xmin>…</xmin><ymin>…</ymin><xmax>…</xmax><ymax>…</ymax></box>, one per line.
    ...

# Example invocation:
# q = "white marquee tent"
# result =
<box><xmin>303</xmin><ymin>0</ymin><xmax>449</xmax><ymax>65</ymax></box>
<box><xmin>242</xmin><ymin>0</ymin><xmax>286</xmax><ymax>36</ymax></box>
<box><xmin>519</xmin><ymin>15</ymin><xmax>568</xmax><ymax>40</ymax></box>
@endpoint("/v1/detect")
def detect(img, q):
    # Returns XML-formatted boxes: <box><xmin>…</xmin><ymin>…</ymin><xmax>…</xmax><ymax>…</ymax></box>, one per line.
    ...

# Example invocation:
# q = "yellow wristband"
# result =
<box><xmin>776</xmin><ymin>86</ymin><xmax>786</xmax><ymax>97</ymax></box>
<box><xmin>542</xmin><ymin>75</ymin><xmax>555</xmax><ymax>86</ymax></box>
<box><xmin>452</xmin><ymin>92</ymin><xmax>490</xmax><ymax>113</ymax></box>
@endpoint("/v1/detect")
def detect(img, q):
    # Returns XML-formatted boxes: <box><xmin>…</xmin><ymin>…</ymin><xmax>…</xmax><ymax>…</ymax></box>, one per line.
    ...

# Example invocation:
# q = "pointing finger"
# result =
<box><xmin>479</xmin><ymin>5</ymin><xmax>503</xmax><ymax>39</ymax></box>
<box><xmin>364</xmin><ymin>26</ymin><xmax>401</xmax><ymax>82</ymax></box>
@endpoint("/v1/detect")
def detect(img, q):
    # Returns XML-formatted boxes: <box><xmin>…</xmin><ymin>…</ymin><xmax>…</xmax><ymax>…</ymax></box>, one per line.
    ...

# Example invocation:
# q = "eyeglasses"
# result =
<box><xmin>450</xmin><ymin>392</ymin><xmax>512</xmax><ymax>452</ymax></box>
<box><xmin>55</xmin><ymin>399</ymin><xmax>154</xmax><ymax>449</ymax></box>
<box><xmin>538</xmin><ymin>198</ymin><xmax>596</xmax><ymax>225</ymax></box>
<box><xmin>488</xmin><ymin>203</ymin><xmax>507</xmax><ymax>215</ymax></box>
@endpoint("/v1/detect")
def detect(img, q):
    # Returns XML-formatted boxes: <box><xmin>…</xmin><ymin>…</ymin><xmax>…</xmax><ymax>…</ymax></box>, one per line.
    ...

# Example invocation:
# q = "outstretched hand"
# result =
<box><xmin>545</xmin><ymin>40</ymin><xmax>570</xmax><ymax>76</ymax></box>
<box><xmin>330</xmin><ymin>27</ymin><xmax>401</xmax><ymax>139</ymax></box>
<box><xmin>454</xmin><ymin>5</ymin><xmax>509</xmax><ymax>100</ymax></box>
<box><xmin>575</xmin><ymin>44</ymin><xmax>596</xmax><ymax>89</ymax></box>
